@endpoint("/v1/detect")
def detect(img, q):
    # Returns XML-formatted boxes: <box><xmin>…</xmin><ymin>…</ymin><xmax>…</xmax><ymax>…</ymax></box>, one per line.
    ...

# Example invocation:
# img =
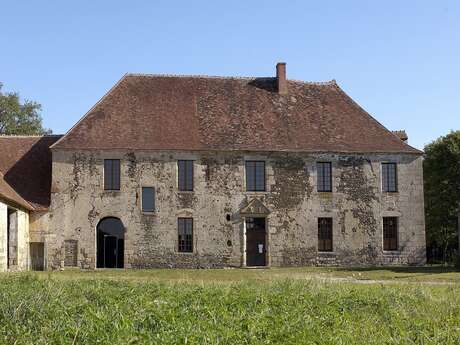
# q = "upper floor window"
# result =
<box><xmin>382</xmin><ymin>163</ymin><xmax>397</xmax><ymax>192</ymax></box>
<box><xmin>318</xmin><ymin>217</ymin><xmax>333</xmax><ymax>252</ymax></box>
<box><xmin>141</xmin><ymin>187</ymin><xmax>155</xmax><ymax>213</ymax></box>
<box><xmin>178</xmin><ymin>217</ymin><xmax>193</xmax><ymax>252</ymax></box>
<box><xmin>383</xmin><ymin>217</ymin><xmax>398</xmax><ymax>251</ymax></box>
<box><xmin>245</xmin><ymin>161</ymin><xmax>266</xmax><ymax>192</ymax></box>
<box><xmin>317</xmin><ymin>162</ymin><xmax>332</xmax><ymax>192</ymax></box>
<box><xmin>178</xmin><ymin>160</ymin><xmax>194</xmax><ymax>191</ymax></box>
<box><xmin>104</xmin><ymin>159</ymin><xmax>120</xmax><ymax>190</ymax></box>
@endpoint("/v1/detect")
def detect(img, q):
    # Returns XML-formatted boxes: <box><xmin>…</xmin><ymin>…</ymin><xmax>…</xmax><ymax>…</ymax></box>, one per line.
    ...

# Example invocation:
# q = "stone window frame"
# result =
<box><xmin>381</xmin><ymin>162</ymin><xmax>398</xmax><ymax>193</ymax></box>
<box><xmin>141</xmin><ymin>186</ymin><xmax>156</xmax><ymax>214</ymax></box>
<box><xmin>103</xmin><ymin>159</ymin><xmax>121</xmax><ymax>191</ymax></box>
<box><xmin>177</xmin><ymin>217</ymin><xmax>194</xmax><ymax>253</ymax></box>
<box><xmin>315</xmin><ymin>212</ymin><xmax>337</xmax><ymax>255</ymax></box>
<box><xmin>382</xmin><ymin>216</ymin><xmax>399</xmax><ymax>252</ymax></box>
<box><xmin>316</xmin><ymin>161</ymin><xmax>332</xmax><ymax>192</ymax></box>
<box><xmin>317</xmin><ymin>217</ymin><xmax>333</xmax><ymax>252</ymax></box>
<box><xmin>177</xmin><ymin>159</ymin><xmax>195</xmax><ymax>192</ymax></box>
<box><xmin>245</xmin><ymin>160</ymin><xmax>266</xmax><ymax>192</ymax></box>
<box><xmin>243</xmin><ymin>155</ymin><xmax>269</xmax><ymax>194</ymax></box>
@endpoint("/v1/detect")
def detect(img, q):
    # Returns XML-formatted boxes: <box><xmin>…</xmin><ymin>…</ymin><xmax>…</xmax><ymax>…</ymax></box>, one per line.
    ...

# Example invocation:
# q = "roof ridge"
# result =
<box><xmin>126</xmin><ymin>73</ymin><xmax>336</xmax><ymax>86</ymax></box>
<box><xmin>0</xmin><ymin>134</ymin><xmax>62</xmax><ymax>138</ymax></box>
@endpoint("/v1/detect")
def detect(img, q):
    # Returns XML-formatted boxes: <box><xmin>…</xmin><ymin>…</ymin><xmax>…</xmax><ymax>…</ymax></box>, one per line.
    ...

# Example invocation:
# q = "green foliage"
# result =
<box><xmin>424</xmin><ymin>130</ymin><xmax>460</xmax><ymax>262</ymax></box>
<box><xmin>0</xmin><ymin>271</ymin><xmax>459</xmax><ymax>344</ymax></box>
<box><xmin>0</xmin><ymin>82</ymin><xmax>51</xmax><ymax>135</ymax></box>
<box><xmin>454</xmin><ymin>253</ymin><xmax>460</xmax><ymax>269</ymax></box>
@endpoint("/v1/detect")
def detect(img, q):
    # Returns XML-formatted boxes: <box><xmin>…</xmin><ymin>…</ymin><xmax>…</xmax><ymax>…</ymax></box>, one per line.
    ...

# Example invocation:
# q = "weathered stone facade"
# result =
<box><xmin>43</xmin><ymin>149</ymin><xmax>426</xmax><ymax>269</ymax></box>
<box><xmin>0</xmin><ymin>67</ymin><xmax>428</xmax><ymax>270</ymax></box>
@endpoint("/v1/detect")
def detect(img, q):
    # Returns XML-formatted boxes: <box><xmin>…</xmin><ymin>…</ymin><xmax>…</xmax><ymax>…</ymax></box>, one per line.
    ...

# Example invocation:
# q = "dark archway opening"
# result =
<box><xmin>96</xmin><ymin>217</ymin><xmax>124</xmax><ymax>268</ymax></box>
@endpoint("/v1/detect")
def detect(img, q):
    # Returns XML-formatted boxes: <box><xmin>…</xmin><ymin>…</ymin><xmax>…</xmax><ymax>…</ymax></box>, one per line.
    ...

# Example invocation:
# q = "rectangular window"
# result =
<box><xmin>104</xmin><ymin>159</ymin><xmax>120</xmax><ymax>190</ymax></box>
<box><xmin>382</xmin><ymin>163</ymin><xmax>397</xmax><ymax>192</ymax></box>
<box><xmin>141</xmin><ymin>187</ymin><xmax>155</xmax><ymax>212</ymax></box>
<box><xmin>178</xmin><ymin>218</ymin><xmax>193</xmax><ymax>252</ymax></box>
<box><xmin>178</xmin><ymin>160</ymin><xmax>194</xmax><ymax>191</ymax></box>
<box><xmin>383</xmin><ymin>217</ymin><xmax>398</xmax><ymax>251</ymax></box>
<box><xmin>245</xmin><ymin>161</ymin><xmax>266</xmax><ymax>192</ymax></box>
<box><xmin>318</xmin><ymin>218</ymin><xmax>333</xmax><ymax>252</ymax></box>
<box><xmin>317</xmin><ymin>162</ymin><xmax>332</xmax><ymax>192</ymax></box>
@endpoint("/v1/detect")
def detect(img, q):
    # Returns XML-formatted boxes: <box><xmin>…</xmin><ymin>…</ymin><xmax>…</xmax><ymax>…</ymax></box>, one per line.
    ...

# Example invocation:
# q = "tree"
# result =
<box><xmin>0</xmin><ymin>82</ymin><xmax>51</xmax><ymax>135</ymax></box>
<box><xmin>424</xmin><ymin>131</ymin><xmax>460</xmax><ymax>263</ymax></box>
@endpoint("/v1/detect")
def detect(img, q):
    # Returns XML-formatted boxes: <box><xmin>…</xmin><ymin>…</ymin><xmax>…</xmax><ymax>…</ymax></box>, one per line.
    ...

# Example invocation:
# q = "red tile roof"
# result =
<box><xmin>0</xmin><ymin>172</ymin><xmax>32</xmax><ymax>210</ymax></box>
<box><xmin>52</xmin><ymin>74</ymin><xmax>421</xmax><ymax>154</ymax></box>
<box><xmin>0</xmin><ymin>135</ymin><xmax>62</xmax><ymax>210</ymax></box>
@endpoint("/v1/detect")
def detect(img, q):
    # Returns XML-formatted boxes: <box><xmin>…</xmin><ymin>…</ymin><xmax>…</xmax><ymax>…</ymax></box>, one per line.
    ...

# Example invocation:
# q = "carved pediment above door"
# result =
<box><xmin>240</xmin><ymin>198</ymin><xmax>270</xmax><ymax>216</ymax></box>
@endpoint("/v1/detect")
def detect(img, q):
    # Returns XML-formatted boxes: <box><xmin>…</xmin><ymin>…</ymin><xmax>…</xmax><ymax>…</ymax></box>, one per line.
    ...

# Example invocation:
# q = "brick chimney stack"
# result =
<box><xmin>392</xmin><ymin>130</ymin><xmax>408</xmax><ymax>142</ymax></box>
<box><xmin>276</xmin><ymin>62</ymin><xmax>288</xmax><ymax>95</ymax></box>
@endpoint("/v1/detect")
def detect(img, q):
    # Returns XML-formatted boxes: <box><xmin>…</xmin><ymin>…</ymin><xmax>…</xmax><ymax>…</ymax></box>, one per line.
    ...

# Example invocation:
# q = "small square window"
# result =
<box><xmin>141</xmin><ymin>187</ymin><xmax>155</xmax><ymax>212</ymax></box>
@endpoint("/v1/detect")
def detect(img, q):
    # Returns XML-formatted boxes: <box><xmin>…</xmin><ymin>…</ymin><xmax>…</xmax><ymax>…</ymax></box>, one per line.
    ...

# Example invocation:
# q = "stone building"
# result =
<box><xmin>0</xmin><ymin>63</ymin><xmax>426</xmax><ymax>270</ymax></box>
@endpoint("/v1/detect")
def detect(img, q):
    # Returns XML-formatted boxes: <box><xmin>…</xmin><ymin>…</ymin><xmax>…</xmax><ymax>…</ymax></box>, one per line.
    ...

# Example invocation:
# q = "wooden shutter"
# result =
<box><xmin>64</xmin><ymin>240</ymin><xmax>78</xmax><ymax>266</ymax></box>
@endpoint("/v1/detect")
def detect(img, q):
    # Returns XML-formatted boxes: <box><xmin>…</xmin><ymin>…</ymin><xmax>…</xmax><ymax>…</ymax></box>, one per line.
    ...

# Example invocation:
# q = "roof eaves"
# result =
<box><xmin>0</xmin><ymin>174</ymin><xmax>34</xmax><ymax>211</ymax></box>
<box><xmin>50</xmin><ymin>74</ymin><xmax>130</xmax><ymax>149</ymax></box>
<box><xmin>333</xmin><ymin>82</ymin><xmax>423</xmax><ymax>155</ymax></box>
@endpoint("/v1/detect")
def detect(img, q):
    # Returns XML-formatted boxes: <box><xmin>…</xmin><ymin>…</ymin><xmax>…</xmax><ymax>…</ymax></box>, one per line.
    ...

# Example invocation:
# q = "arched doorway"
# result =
<box><xmin>96</xmin><ymin>217</ymin><xmax>124</xmax><ymax>268</ymax></box>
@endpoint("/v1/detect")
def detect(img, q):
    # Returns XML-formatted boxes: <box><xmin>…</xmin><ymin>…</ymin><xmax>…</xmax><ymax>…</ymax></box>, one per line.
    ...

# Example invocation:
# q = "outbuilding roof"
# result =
<box><xmin>0</xmin><ymin>135</ymin><xmax>61</xmax><ymax>210</ymax></box>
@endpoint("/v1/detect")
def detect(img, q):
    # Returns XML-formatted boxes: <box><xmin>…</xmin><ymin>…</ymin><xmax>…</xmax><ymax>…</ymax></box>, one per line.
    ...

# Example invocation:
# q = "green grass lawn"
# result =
<box><xmin>0</xmin><ymin>267</ymin><xmax>459</xmax><ymax>344</ymax></box>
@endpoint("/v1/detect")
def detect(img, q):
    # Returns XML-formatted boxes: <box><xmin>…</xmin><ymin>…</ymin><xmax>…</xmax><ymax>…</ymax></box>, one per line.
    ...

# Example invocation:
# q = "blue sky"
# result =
<box><xmin>1</xmin><ymin>1</ymin><xmax>459</xmax><ymax>149</ymax></box>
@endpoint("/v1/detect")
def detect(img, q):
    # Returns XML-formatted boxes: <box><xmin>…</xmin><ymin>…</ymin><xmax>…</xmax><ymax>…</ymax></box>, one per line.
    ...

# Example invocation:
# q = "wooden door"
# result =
<box><xmin>30</xmin><ymin>242</ymin><xmax>44</xmax><ymax>271</ymax></box>
<box><xmin>246</xmin><ymin>218</ymin><xmax>267</xmax><ymax>266</ymax></box>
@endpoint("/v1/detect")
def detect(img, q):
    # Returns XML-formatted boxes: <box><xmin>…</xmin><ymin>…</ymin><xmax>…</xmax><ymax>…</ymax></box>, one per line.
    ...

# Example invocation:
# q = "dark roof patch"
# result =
<box><xmin>0</xmin><ymin>135</ymin><xmax>62</xmax><ymax>210</ymax></box>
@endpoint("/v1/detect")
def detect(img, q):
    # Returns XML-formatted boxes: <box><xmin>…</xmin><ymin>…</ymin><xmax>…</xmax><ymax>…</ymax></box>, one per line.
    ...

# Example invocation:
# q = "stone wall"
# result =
<box><xmin>0</xmin><ymin>202</ymin><xmax>7</xmax><ymax>271</ymax></box>
<box><xmin>0</xmin><ymin>202</ymin><xmax>30</xmax><ymax>271</ymax></box>
<box><xmin>16</xmin><ymin>209</ymin><xmax>29</xmax><ymax>270</ymax></box>
<box><xmin>46</xmin><ymin>149</ymin><xmax>426</xmax><ymax>269</ymax></box>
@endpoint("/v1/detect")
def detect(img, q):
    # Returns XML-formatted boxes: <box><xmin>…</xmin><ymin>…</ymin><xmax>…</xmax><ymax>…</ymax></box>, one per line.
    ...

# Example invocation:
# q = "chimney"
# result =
<box><xmin>276</xmin><ymin>62</ymin><xmax>288</xmax><ymax>95</ymax></box>
<box><xmin>392</xmin><ymin>130</ymin><xmax>408</xmax><ymax>142</ymax></box>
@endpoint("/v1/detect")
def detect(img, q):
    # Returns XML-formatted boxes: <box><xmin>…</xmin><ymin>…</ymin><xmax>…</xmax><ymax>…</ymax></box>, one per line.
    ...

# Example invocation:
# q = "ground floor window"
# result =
<box><xmin>178</xmin><ymin>218</ymin><xmax>193</xmax><ymax>252</ymax></box>
<box><xmin>383</xmin><ymin>217</ymin><xmax>398</xmax><ymax>251</ymax></box>
<box><xmin>318</xmin><ymin>217</ymin><xmax>333</xmax><ymax>252</ymax></box>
